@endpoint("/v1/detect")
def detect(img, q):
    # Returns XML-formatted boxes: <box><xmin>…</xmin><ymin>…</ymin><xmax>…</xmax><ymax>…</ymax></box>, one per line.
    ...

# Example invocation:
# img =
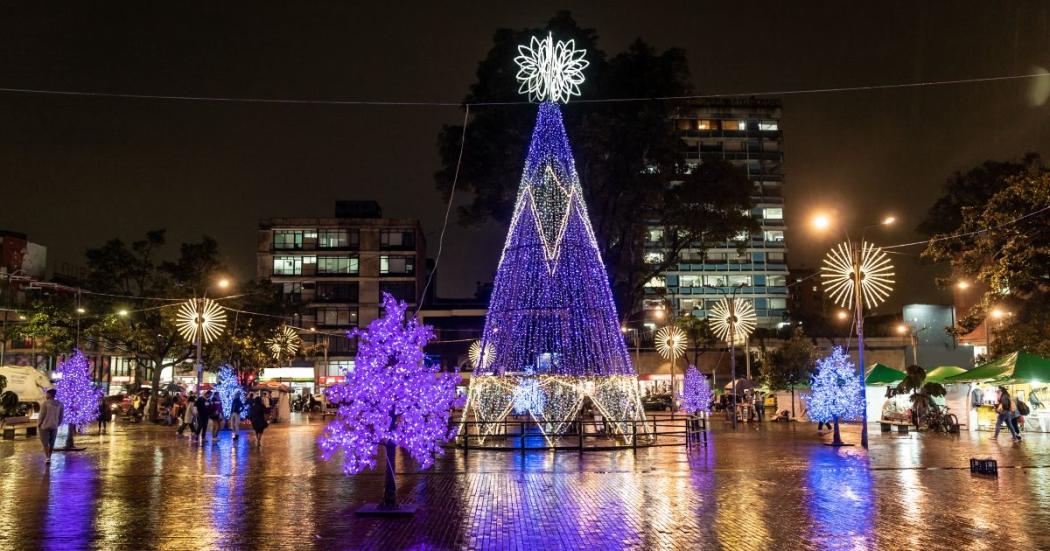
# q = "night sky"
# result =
<box><xmin>3</xmin><ymin>2</ymin><xmax>1050</xmax><ymax>312</ymax></box>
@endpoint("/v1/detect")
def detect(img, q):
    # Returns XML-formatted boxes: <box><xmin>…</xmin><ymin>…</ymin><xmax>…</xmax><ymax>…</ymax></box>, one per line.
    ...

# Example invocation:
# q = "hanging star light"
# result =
<box><xmin>655</xmin><ymin>325</ymin><xmax>688</xmax><ymax>360</ymax></box>
<box><xmin>821</xmin><ymin>241</ymin><xmax>895</xmax><ymax>309</ymax></box>
<box><xmin>267</xmin><ymin>325</ymin><xmax>302</xmax><ymax>361</ymax></box>
<box><xmin>468</xmin><ymin>340</ymin><xmax>496</xmax><ymax>370</ymax></box>
<box><xmin>515</xmin><ymin>32</ymin><xmax>589</xmax><ymax>104</ymax></box>
<box><xmin>175</xmin><ymin>298</ymin><xmax>227</xmax><ymax>344</ymax></box>
<box><xmin>709</xmin><ymin>298</ymin><xmax>757</xmax><ymax>345</ymax></box>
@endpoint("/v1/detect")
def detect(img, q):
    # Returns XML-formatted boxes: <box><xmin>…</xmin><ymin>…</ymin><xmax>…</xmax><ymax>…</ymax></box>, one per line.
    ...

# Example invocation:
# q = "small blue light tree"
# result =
<box><xmin>804</xmin><ymin>347</ymin><xmax>864</xmax><ymax>446</ymax></box>
<box><xmin>680</xmin><ymin>365</ymin><xmax>712</xmax><ymax>415</ymax></box>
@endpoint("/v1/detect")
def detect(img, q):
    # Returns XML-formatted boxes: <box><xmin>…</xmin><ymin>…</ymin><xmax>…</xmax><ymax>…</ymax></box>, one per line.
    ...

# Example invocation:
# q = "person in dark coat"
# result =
<box><xmin>249</xmin><ymin>396</ymin><xmax>268</xmax><ymax>448</ymax></box>
<box><xmin>97</xmin><ymin>398</ymin><xmax>113</xmax><ymax>434</ymax></box>
<box><xmin>230</xmin><ymin>392</ymin><xmax>243</xmax><ymax>440</ymax></box>
<box><xmin>194</xmin><ymin>391</ymin><xmax>211</xmax><ymax>443</ymax></box>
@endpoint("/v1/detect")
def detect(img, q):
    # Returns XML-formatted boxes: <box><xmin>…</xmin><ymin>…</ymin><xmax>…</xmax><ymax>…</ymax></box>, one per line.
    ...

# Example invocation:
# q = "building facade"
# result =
<box><xmin>257</xmin><ymin>201</ymin><xmax>426</xmax><ymax>381</ymax></box>
<box><xmin>644</xmin><ymin>98</ymin><xmax>789</xmax><ymax>328</ymax></box>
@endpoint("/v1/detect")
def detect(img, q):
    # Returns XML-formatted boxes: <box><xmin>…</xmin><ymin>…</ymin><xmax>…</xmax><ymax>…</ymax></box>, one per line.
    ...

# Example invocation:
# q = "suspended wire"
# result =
<box><xmin>882</xmin><ymin>204</ymin><xmax>1050</xmax><ymax>250</ymax></box>
<box><xmin>0</xmin><ymin>71</ymin><xmax>1045</xmax><ymax>108</ymax></box>
<box><xmin>416</xmin><ymin>105</ymin><xmax>470</xmax><ymax>315</ymax></box>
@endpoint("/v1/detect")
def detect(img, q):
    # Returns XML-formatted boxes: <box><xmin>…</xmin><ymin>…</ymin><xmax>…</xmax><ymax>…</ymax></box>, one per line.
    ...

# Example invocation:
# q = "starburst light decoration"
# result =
<box><xmin>266</xmin><ymin>325</ymin><xmax>301</xmax><ymax>361</ymax></box>
<box><xmin>515</xmin><ymin>32</ymin><xmax>589</xmax><ymax>103</ymax></box>
<box><xmin>468</xmin><ymin>340</ymin><xmax>496</xmax><ymax>370</ymax></box>
<box><xmin>821</xmin><ymin>241</ymin><xmax>895</xmax><ymax>309</ymax></box>
<box><xmin>175</xmin><ymin>298</ymin><xmax>227</xmax><ymax>344</ymax></box>
<box><xmin>709</xmin><ymin>298</ymin><xmax>757</xmax><ymax>345</ymax></box>
<box><xmin>655</xmin><ymin>325</ymin><xmax>688</xmax><ymax>360</ymax></box>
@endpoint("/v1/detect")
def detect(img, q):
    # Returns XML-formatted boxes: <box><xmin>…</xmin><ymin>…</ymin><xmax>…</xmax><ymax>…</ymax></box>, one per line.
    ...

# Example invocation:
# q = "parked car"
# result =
<box><xmin>642</xmin><ymin>393</ymin><xmax>673</xmax><ymax>412</ymax></box>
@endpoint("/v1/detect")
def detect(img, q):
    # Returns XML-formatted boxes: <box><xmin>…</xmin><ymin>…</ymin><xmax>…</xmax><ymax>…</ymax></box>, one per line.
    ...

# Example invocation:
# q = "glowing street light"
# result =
<box><xmin>896</xmin><ymin>324</ymin><xmax>909</xmax><ymax>334</ymax></box>
<box><xmin>957</xmin><ymin>280</ymin><xmax>970</xmax><ymax>290</ymax></box>
<box><xmin>811</xmin><ymin>213</ymin><xmax>832</xmax><ymax>231</ymax></box>
<box><xmin>217</xmin><ymin>277</ymin><xmax>231</xmax><ymax>290</ymax></box>
<box><xmin>881</xmin><ymin>215</ymin><xmax>896</xmax><ymax>226</ymax></box>
<box><xmin>117</xmin><ymin>309</ymin><xmax>129</xmax><ymax>317</ymax></box>
<box><xmin>836</xmin><ymin>310</ymin><xmax>849</xmax><ymax>320</ymax></box>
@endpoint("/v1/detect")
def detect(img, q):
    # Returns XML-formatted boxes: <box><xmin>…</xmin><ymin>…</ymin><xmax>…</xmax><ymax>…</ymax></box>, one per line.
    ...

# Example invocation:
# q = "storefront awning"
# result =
<box><xmin>943</xmin><ymin>352</ymin><xmax>1050</xmax><ymax>384</ymax></box>
<box><xmin>865</xmin><ymin>363</ymin><xmax>905</xmax><ymax>385</ymax></box>
<box><xmin>924</xmin><ymin>366</ymin><xmax>967</xmax><ymax>384</ymax></box>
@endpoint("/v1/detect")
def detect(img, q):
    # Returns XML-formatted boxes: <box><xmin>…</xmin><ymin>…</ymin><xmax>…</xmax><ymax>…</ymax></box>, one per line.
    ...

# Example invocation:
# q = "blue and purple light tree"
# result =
<box><xmin>55</xmin><ymin>349</ymin><xmax>103</xmax><ymax>448</ymax></box>
<box><xmin>216</xmin><ymin>365</ymin><xmax>241</xmax><ymax>420</ymax></box>
<box><xmin>804</xmin><ymin>347</ymin><xmax>865</xmax><ymax>446</ymax></box>
<box><xmin>475</xmin><ymin>101</ymin><xmax>634</xmax><ymax>377</ymax></box>
<box><xmin>319</xmin><ymin>292</ymin><xmax>461</xmax><ymax>511</ymax></box>
<box><xmin>680</xmin><ymin>366</ymin><xmax>712</xmax><ymax>415</ymax></box>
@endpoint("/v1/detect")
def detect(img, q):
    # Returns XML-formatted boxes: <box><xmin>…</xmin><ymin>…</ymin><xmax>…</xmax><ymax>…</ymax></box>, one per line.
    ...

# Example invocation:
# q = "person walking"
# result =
<box><xmin>178</xmin><ymin>393</ymin><xmax>195</xmax><ymax>436</ymax></box>
<box><xmin>1012</xmin><ymin>394</ymin><xmax>1028</xmax><ymax>438</ymax></box>
<box><xmin>37</xmin><ymin>388</ymin><xmax>64</xmax><ymax>463</ymax></box>
<box><xmin>97</xmin><ymin>398</ymin><xmax>112</xmax><ymax>435</ymax></box>
<box><xmin>230</xmin><ymin>392</ymin><xmax>243</xmax><ymax>440</ymax></box>
<box><xmin>993</xmin><ymin>386</ymin><xmax>1021</xmax><ymax>441</ymax></box>
<box><xmin>249</xmin><ymin>396</ymin><xmax>268</xmax><ymax>448</ymax></box>
<box><xmin>210</xmin><ymin>394</ymin><xmax>223</xmax><ymax>441</ymax></box>
<box><xmin>194</xmin><ymin>391</ymin><xmax>211</xmax><ymax>443</ymax></box>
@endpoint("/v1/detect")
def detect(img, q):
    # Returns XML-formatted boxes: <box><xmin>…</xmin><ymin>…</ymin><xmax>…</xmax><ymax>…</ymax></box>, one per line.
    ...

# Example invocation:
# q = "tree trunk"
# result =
<box><xmin>832</xmin><ymin>415</ymin><xmax>843</xmax><ymax>446</ymax></box>
<box><xmin>381</xmin><ymin>440</ymin><xmax>398</xmax><ymax>510</ymax></box>
<box><xmin>149</xmin><ymin>357</ymin><xmax>163</xmax><ymax>422</ymax></box>
<box><xmin>790</xmin><ymin>385</ymin><xmax>796</xmax><ymax>419</ymax></box>
<box><xmin>64</xmin><ymin>422</ymin><xmax>76</xmax><ymax>449</ymax></box>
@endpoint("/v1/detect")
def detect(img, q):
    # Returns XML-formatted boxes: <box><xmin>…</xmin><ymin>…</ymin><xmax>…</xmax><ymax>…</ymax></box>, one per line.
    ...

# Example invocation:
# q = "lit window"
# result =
<box><xmin>762</xmin><ymin>208</ymin><xmax>783</xmax><ymax>220</ymax></box>
<box><xmin>704</xmin><ymin>275</ymin><xmax>728</xmax><ymax>287</ymax></box>
<box><xmin>758</xmin><ymin>121</ymin><xmax>779</xmax><ymax>131</ymax></box>
<box><xmin>648</xmin><ymin>229</ymin><xmax>664</xmax><ymax>242</ymax></box>
<box><xmin>698</xmin><ymin>120</ymin><xmax>715</xmax><ymax>130</ymax></box>
<box><xmin>644</xmin><ymin>252</ymin><xmax>665</xmax><ymax>264</ymax></box>
<box><xmin>768</xmin><ymin>252</ymin><xmax>786</xmax><ymax>263</ymax></box>
<box><xmin>273</xmin><ymin>231</ymin><xmax>303</xmax><ymax>250</ymax></box>
<box><xmin>317</xmin><ymin>256</ymin><xmax>359</xmax><ymax>275</ymax></box>
<box><xmin>764</xmin><ymin>230</ymin><xmax>785</xmax><ymax>242</ymax></box>
<box><xmin>316</xmin><ymin>307</ymin><xmax>358</xmax><ymax>327</ymax></box>
<box><xmin>767</xmin><ymin>275</ymin><xmax>786</xmax><ymax>287</ymax></box>
<box><xmin>769</xmin><ymin>298</ymin><xmax>787</xmax><ymax>310</ymax></box>
<box><xmin>318</xmin><ymin>229</ymin><xmax>350</xmax><ymax>248</ymax></box>
<box><xmin>727</xmin><ymin>275</ymin><xmax>752</xmax><ymax>286</ymax></box>
<box><xmin>273</xmin><ymin>256</ymin><xmax>303</xmax><ymax>276</ymax></box>
<box><xmin>644</xmin><ymin>276</ymin><xmax>666</xmax><ymax>288</ymax></box>
<box><xmin>680</xmin><ymin>275</ymin><xmax>703</xmax><ymax>287</ymax></box>
<box><xmin>327</xmin><ymin>360</ymin><xmax>355</xmax><ymax>376</ymax></box>
<box><xmin>723</xmin><ymin>120</ymin><xmax>746</xmax><ymax>131</ymax></box>
<box><xmin>733</xmin><ymin>231</ymin><xmax>750</xmax><ymax>242</ymax></box>
<box><xmin>380</xmin><ymin>255</ymin><xmax>415</xmax><ymax>275</ymax></box>
<box><xmin>380</xmin><ymin>230</ymin><xmax>415</xmax><ymax>249</ymax></box>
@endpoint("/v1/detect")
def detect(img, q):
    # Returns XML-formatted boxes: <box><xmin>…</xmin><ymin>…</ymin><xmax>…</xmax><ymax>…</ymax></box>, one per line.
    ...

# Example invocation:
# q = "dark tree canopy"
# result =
<box><xmin>436</xmin><ymin>11</ymin><xmax>755</xmax><ymax>314</ymax></box>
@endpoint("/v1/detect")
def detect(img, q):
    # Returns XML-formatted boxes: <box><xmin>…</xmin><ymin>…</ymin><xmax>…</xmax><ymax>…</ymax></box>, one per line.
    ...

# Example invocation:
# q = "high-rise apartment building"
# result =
<box><xmin>643</xmin><ymin>98</ymin><xmax>788</xmax><ymax>328</ymax></box>
<box><xmin>257</xmin><ymin>201</ymin><xmax>426</xmax><ymax>380</ymax></box>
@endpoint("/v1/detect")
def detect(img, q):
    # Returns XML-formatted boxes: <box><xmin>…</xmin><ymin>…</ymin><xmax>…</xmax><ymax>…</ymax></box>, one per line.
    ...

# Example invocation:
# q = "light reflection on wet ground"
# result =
<box><xmin>2</xmin><ymin>418</ymin><xmax>1048</xmax><ymax>550</ymax></box>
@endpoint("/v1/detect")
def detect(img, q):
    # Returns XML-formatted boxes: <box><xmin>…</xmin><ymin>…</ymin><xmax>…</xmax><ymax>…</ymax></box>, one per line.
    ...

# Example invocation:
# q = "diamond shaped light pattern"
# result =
<box><xmin>478</xmin><ymin>102</ymin><xmax>632</xmax><ymax>378</ymax></box>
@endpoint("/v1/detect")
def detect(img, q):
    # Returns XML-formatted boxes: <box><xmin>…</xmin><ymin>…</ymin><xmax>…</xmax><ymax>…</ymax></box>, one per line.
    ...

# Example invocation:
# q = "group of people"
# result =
<box><xmin>171</xmin><ymin>390</ymin><xmax>272</xmax><ymax>447</ymax></box>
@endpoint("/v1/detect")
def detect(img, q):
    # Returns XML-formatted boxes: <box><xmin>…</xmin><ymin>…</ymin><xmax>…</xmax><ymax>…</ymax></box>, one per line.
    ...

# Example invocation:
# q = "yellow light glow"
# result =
<box><xmin>468</xmin><ymin>340</ymin><xmax>497</xmax><ymax>370</ymax></box>
<box><xmin>709</xmin><ymin>298</ymin><xmax>757</xmax><ymax>345</ymax></box>
<box><xmin>266</xmin><ymin>325</ymin><xmax>301</xmax><ymax>360</ymax></box>
<box><xmin>653</xmin><ymin>309</ymin><xmax>666</xmax><ymax>320</ymax></box>
<box><xmin>217</xmin><ymin>278</ymin><xmax>231</xmax><ymax>289</ymax></box>
<box><xmin>836</xmin><ymin>310</ymin><xmax>849</xmax><ymax>320</ymax></box>
<box><xmin>957</xmin><ymin>280</ymin><xmax>970</xmax><ymax>290</ymax></box>
<box><xmin>76</xmin><ymin>307</ymin><xmax>86</xmax><ymax>314</ymax></box>
<box><xmin>896</xmin><ymin>324</ymin><xmax>908</xmax><ymax>334</ymax></box>
<box><xmin>882</xmin><ymin>215</ymin><xmax>896</xmax><ymax>225</ymax></box>
<box><xmin>117</xmin><ymin>310</ymin><xmax>128</xmax><ymax>317</ymax></box>
<box><xmin>991</xmin><ymin>309</ymin><xmax>1006</xmax><ymax>319</ymax></box>
<box><xmin>811</xmin><ymin>214</ymin><xmax>832</xmax><ymax>231</ymax></box>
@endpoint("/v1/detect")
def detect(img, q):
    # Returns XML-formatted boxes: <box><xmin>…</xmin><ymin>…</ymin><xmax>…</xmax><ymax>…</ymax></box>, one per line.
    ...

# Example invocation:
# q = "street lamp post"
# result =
<box><xmin>707</xmin><ymin>283</ymin><xmax>756</xmax><ymax>430</ymax></box>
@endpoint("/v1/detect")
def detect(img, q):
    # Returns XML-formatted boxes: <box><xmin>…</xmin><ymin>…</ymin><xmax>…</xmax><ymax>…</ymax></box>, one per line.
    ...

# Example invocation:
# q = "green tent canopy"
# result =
<box><xmin>924</xmin><ymin>366</ymin><xmax>967</xmax><ymax>384</ymax></box>
<box><xmin>943</xmin><ymin>352</ymin><xmax>1050</xmax><ymax>384</ymax></box>
<box><xmin>865</xmin><ymin>363</ymin><xmax>905</xmax><ymax>385</ymax></box>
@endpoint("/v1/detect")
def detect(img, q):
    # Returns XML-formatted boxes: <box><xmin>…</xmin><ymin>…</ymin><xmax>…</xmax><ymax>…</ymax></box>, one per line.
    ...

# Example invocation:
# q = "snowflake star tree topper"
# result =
<box><xmin>515</xmin><ymin>32</ymin><xmax>589</xmax><ymax>103</ymax></box>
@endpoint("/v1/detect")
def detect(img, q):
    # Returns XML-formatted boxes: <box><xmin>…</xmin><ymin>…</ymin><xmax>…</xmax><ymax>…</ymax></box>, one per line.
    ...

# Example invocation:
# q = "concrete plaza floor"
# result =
<box><xmin>1</xmin><ymin>415</ymin><xmax>1047</xmax><ymax>550</ymax></box>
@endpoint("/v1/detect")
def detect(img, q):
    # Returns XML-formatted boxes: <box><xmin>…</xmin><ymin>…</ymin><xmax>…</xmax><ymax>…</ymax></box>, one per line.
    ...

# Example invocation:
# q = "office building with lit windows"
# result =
<box><xmin>642</xmin><ymin>98</ymin><xmax>789</xmax><ymax>328</ymax></box>
<box><xmin>257</xmin><ymin>201</ymin><xmax>426</xmax><ymax>382</ymax></box>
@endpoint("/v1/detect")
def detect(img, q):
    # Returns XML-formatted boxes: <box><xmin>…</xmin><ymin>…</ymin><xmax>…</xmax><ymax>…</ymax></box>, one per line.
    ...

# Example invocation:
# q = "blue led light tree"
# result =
<box><xmin>804</xmin><ymin>347</ymin><xmax>865</xmax><ymax>446</ymax></box>
<box><xmin>216</xmin><ymin>365</ymin><xmax>241</xmax><ymax>420</ymax></box>
<box><xmin>462</xmin><ymin>34</ymin><xmax>647</xmax><ymax>446</ymax></box>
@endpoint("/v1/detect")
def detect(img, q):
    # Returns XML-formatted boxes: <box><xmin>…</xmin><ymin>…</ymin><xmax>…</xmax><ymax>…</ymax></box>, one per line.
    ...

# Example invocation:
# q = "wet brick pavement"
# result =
<box><xmin>2</xmin><ymin>416</ymin><xmax>1048</xmax><ymax>550</ymax></box>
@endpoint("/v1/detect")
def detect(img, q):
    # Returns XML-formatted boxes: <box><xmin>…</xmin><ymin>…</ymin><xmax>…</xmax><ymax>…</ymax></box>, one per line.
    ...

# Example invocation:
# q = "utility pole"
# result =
<box><xmin>852</xmin><ymin>242</ymin><xmax>869</xmax><ymax>449</ymax></box>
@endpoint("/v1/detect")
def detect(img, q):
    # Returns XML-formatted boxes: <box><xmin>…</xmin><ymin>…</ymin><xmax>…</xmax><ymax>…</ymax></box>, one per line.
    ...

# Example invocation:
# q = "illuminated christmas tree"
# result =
<box><xmin>55</xmin><ymin>349</ymin><xmax>103</xmax><ymax>449</ymax></box>
<box><xmin>319</xmin><ymin>293</ymin><xmax>461</xmax><ymax>512</ymax></box>
<box><xmin>804</xmin><ymin>347</ymin><xmax>864</xmax><ymax>446</ymax></box>
<box><xmin>462</xmin><ymin>34</ymin><xmax>647</xmax><ymax>446</ymax></box>
<box><xmin>680</xmin><ymin>366</ymin><xmax>712</xmax><ymax>415</ymax></box>
<box><xmin>216</xmin><ymin>364</ymin><xmax>242</xmax><ymax>419</ymax></box>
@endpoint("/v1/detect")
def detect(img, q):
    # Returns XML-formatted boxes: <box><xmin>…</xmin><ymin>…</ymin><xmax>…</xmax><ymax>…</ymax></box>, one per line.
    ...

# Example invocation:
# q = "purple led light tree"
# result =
<box><xmin>804</xmin><ymin>347</ymin><xmax>864</xmax><ymax>446</ymax></box>
<box><xmin>476</xmin><ymin>102</ymin><xmax>633</xmax><ymax>377</ymax></box>
<box><xmin>680</xmin><ymin>366</ymin><xmax>712</xmax><ymax>415</ymax></box>
<box><xmin>54</xmin><ymin>349</ymin><xmax>103</xmax><ymax>450</ymax></box>
<box><xmin>319</xmin><ymin>292</ymin><xmax>461</xmax><ymax>513</ymax></box>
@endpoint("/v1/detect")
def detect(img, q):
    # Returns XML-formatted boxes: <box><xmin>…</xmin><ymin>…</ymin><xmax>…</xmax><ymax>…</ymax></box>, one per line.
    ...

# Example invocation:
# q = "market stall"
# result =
<box><xmin>865</xmin><ymin>363</ymin><xmax>905</xmax><ymax>425</ymax></box>
<box><xmin>943</xmin><ymin>352</ymin><xmax>1050</xmax><ymax>432</ymax></box>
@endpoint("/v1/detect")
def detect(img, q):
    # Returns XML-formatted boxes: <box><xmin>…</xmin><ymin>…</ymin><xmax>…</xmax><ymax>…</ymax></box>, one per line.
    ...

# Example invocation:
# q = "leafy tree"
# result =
<box><xmin>436</xmin><ymin>11</ymin><xmax>755</xmax><ymax>314</ymax></box>
<box><xmin>18</xmin><ymin>300</ymin><xmax>77</xmax><ymax>369</ymax></box>
<box><xmin>761</xmin><ymin>328</ymin><xmax>815</xmax><ymax>418</ymax></box>
<box><xmin>922</xmin><ymin>165</ymin><xmax>1050</xmax><ymax>354</ymax></box>
<box><xmin>82</xmin><ymin>231</ymin><xmax>224</xmax><ymax>421</ymax></box>
<box><xmin>895</xmin><ymin>365</ymin><xmax>947</xmax><ymax>427</ymax></box>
